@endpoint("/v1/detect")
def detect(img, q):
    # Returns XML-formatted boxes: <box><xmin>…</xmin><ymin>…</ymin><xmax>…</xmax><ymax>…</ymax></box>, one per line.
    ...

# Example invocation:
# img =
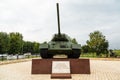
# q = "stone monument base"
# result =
<box><xmin>31</xmin><ymin>58</ymin><xmax>90</xmax><ymax>74</ymax></box>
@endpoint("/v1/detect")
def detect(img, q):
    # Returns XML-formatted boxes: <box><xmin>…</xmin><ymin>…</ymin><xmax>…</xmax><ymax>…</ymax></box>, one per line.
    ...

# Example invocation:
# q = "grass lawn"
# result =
<box><xmin>81</xmin><ymin>50</ymin><xmax>120</xmax><ymax>58</ymax></box>
<box><xmin>113</xmin><ymin>50</ymin><xmax>120</xmax><ymax>56</ymax></box>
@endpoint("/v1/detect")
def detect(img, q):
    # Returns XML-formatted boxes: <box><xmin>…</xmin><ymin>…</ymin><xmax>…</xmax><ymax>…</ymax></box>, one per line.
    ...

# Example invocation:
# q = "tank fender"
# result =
<box><xmin>40</xmin><ymin>44</ymin><xmax>48</xmax><ymax>49</ymax></box>
<box><xmin>72</xmin><ymin>44</ymin><xmax>81</xmax><ymax>49</ymax></box>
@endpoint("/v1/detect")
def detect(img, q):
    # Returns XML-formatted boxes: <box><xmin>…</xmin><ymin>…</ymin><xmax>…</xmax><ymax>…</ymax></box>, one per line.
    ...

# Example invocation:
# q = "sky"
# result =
<box><xmin>0</xmin><ymin>0</ymin><xmax>120</xmax><ymax>49</ymax></box>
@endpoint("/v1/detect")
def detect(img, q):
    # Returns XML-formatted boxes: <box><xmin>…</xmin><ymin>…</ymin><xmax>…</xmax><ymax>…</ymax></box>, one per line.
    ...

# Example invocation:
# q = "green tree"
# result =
<box><xmin>0</xmin><ymin>32</ymin><xmax>10</xmax><ymax>54</ymax></box>
<box><xmin>23</xmin><ymin>41</ymin><xmax>40</xmax><ymax>54</ymax></box>
<box><xmin>32</xmin><ymin>42</ymin><xmax>40</xmax><ymax>53</ymax></box>
<box><xmin>82</xmin><ymin>45</ymin><xmax>90</xmax><ymax>53</ymax></box>
<box><xmin>23</xmin><ymin>41</ymin><xmax>33</xmax><ymax>53</ymax></box>
<box><xmin>43</xmin><ymin>41</ymin><xmax>47</xmax><ymax>44</ymax></box>
<box><xmin>9</xmin><ymin>32</ymin><xmax>23</xmax><ymax>55</ymax></box>
<box><xmin>86</xmin><ymin>31</ymin><xmax>109</xmax><ymax>56</ymax></box>
<box><xmin>71</xmin><ymin>38</ymin><xmax>78</xmax><ymax>44</ymax></box>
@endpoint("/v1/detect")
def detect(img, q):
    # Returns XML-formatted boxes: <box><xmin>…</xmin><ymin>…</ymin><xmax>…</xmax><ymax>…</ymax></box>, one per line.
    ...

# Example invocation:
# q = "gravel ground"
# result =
<box><xmin>0</xmin><ymin>60</ymin><xmax>120</xmax><ymax>80</ymax></box>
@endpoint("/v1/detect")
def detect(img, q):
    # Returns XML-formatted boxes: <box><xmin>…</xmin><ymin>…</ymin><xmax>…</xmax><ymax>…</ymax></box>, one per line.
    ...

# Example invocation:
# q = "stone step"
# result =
<box><xmin>51</xmin><ymin>73</ymin><xmax>71</xmax><ymax>79</ymax></box>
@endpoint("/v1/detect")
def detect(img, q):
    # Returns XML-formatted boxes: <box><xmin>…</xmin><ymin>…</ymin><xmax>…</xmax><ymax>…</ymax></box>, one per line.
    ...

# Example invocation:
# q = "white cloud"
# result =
<box><xmin>0</xmin><ymin>0</ymin><xmax>120</xmax><ymax>49</ymax></box>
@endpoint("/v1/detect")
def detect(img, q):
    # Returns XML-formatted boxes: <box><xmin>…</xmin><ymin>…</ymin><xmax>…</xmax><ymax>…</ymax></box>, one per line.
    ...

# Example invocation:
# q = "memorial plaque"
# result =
<box><xmin>51</xmin><ymin>61</ymin><xmax>71</xmax><ymax>78</ymax></box>
<box><xmin>52</xmin><ymin>61</ymin><xmax>70</xmax><ymax>73</ymax></box>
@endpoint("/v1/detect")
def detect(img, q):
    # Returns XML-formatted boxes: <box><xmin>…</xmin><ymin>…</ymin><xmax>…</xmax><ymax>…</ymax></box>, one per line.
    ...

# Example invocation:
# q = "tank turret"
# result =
<box><xmin>40</xmin><ymin>3</ymin><xmax>81</xmax><ymax>58</ymax></box>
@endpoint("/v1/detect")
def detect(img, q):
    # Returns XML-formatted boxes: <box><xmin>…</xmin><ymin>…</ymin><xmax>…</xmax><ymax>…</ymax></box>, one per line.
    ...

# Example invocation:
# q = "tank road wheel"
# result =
<box><xmin>40</xmin><ymin>49</ymin><xmax>48</xmax><ymax>58</ymax></box>
<box><xmin>40</xmin><ymin>49</ymin><xmax>53</xmax><ymax>58</ymax></box>
<box><xmin>72</xmin><ymin>49</ymin><xmax>81</xmax><ymax>58</ymax></box>
<box><xmin>68</xmin><ymin>49</ymin><xmax>81</xmax><ymax>58</ymax></box>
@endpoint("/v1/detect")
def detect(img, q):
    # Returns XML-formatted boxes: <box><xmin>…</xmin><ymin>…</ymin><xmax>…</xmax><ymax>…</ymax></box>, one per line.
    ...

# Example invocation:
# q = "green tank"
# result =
<box><xmin>40</xmin><ymin>3</ymin><xmax>81</xmax><ymax>58</ymax></box>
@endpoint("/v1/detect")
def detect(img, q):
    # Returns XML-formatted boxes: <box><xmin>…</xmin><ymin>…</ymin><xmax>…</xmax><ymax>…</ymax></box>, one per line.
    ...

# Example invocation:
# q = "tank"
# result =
<box><xmin>40</xmin><ymin>3</ymin><xmax>81</xmax><ymax>58</ymax></box>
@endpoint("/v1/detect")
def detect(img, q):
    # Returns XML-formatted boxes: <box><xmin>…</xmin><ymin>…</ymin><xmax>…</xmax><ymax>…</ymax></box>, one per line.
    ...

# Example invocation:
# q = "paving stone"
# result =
<box><xmin>0</xmin><ymin>60</ymin><xmax>120</xmax><ymax>80</ymax></box>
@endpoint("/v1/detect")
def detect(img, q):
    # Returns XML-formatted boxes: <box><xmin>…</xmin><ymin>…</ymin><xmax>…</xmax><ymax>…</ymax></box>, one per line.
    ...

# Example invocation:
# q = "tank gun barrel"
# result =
<box><xmin>56</xmin><ymin>3</ymin><xmax>61</xmax><ymax>35</ymax></box>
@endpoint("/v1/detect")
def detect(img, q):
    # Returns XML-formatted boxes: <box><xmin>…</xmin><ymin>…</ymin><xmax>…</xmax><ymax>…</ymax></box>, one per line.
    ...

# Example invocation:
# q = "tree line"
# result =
<box><xmin>0</xmin><ymin>30</ymin><xmax>109</xmax><ymax>56</ymax></box>
<box><xmin>0</xmin><ymin>32</ymin><xmax>40</xmax><ymax>55</ymax></box>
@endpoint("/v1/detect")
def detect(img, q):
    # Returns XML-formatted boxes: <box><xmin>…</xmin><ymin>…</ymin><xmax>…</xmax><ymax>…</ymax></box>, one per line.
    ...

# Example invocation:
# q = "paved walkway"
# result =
<box><xmin>0</xmin><ymin>60</ymin><xmax>120</xmax><ymax>80</ymax></box>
